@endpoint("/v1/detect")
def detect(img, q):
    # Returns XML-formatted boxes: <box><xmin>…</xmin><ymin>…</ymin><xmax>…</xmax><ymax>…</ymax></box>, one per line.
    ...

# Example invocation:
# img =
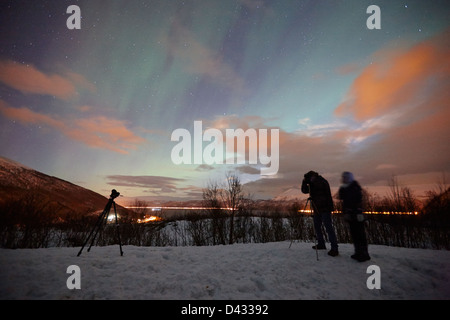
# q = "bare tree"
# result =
<box><xmin>203</xmin><ymin>179</ymin><xmax>227</xmax><ymax>245</ymax></box>
<box><xmin>221</xmin><ymin>172</ymin><xmax>244</xmax><ymax>244</ymax></box>
<box><xmin>203</xmin><ymin>172</ymin><xmax>245</xmax><ymax>245</ymax></box>
<box><xmin>131</xmin><ymin>199</ymin><xmax>150</xmax><ymax>220</ymax></box>
<box><xmin>203</xmin><ymin>180</ymin><xmax>222</xmax><ymax>211</ymax></box>
<box><xmin>387</xmin><ymin>175</ymin><xmax>419</xmax><ymax>212</ymax></box>
<box><xmin>388</xmin><ymin>175</ymin><xmax>403</xmax><ymax>211</ymax></box>
<box><xmin>434</xmin><ymin>172</ymin><xmax>448</xmax><ymax>196</ymax></box>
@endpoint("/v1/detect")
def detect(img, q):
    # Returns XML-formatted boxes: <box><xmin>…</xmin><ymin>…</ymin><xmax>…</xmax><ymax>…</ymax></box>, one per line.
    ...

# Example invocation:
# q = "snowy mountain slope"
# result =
<box><xmin>1</xmin><ymin>242</ymin><xmax>449</xmax><ymax>300</ymax></box>
<box><xmin>0</xmin><ymin>156</ymin><xmax>118</xmax><ymax>215</ymax></box>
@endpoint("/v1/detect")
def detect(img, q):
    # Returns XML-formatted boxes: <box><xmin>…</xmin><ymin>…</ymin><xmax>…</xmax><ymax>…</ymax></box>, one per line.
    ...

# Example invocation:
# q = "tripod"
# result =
<box><xmin>77</xmin><ymin>189</ymin><xmax>123</xmax><ymax>256</ymax></box>
<box><xmin>289</xmin><ymin>197</ymin><xmax>320</xmax><ymax>261</ymax></box>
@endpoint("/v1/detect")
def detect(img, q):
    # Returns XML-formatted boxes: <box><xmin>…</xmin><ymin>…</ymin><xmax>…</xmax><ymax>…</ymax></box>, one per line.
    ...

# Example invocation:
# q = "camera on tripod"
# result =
<box><xmin>110</xmin><ymin>189</ymin><xmax>120</xmax><ymax>199</ymax></box>
<box><xmin>77</xmin><ymin>188</ymin><xmax>123</xmax><ymax>256</ymax></box>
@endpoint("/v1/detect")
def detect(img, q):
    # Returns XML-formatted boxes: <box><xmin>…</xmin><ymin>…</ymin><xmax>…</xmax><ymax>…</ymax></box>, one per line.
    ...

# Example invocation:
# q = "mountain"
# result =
<box><xmin>272</xmin><ymin>187</ymin><xmax>305</xmax><ymax>201</ymax></box>
<box><xmin>0</xmin><ymin>156</ymin><xmax>119</xmax><ymax>216</ymax></box>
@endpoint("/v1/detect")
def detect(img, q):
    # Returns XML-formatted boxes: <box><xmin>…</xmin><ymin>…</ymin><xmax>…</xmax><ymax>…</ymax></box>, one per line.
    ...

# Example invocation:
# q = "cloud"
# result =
<box><xmin>198</xmin><ymin>30</ymin><xmax>450</xmax><ymax>198</ymax></box>
<box><xmin>0</xmin><ymin>60</ymin><xmax>95</xmax><ymax>100</ymax></box>
<box><xmin>375</xmin><ymin>164</ymin><xmax>399</xmax><ymax>170</ymax></box>
<box><xmin>330</xmin><ymin>28</ymin><xmax>450</xmax><ymax>185</ymax></box>
<box><xmin>178</xmin><ymin>185</ymin><xmax>204</xmax><ymax>198</ymax></box>
<box><xmin>359</xmin><ymin>99</ymin><xmax>450</xmax><ymax>177</ymax></box>
<box><xmin>296</xmin><ymin>118</ymin><xmax>347</xmax><ymax>137</ymax></box>
<box><xmin>0</xmin><ymin>101</ymin><xmax>65</xmax><ymax>130</ymax></box>
<box><xmin>106</xmin><ymin>175</ymin><xmax>186</xmax><ymax>194</ymax></box>
<box><xmin>230</xmin><ymin>75</ymin><xmax>448</xmax><ymax>198</ymax></box>
<box><xmin>66</xmin><ymin>116</ymin><xmax>147</xmax><ymax>154</ymax></box>
<box><xmin>0</xmin><ymin>100</ymin><xmax>145</xmax><ymax>154</ymax></box>
<box><xmin>195</xmin><ymin>164</ymin><xmax>215</xmax><ymax>172</ymax></box>
<box><xmin>206</xmin><ymin>114</ymin><xmax>269</xmax><ymax>131</ymax></box>
<box><xmin>335</xmin><ymin>28</ymin><xmax>449</xmax><ymax>121</ymax></box>
<box><xmin>236</xmin><ymin>165</ymin><xmax>260</xmax><ymax>175</ymax></box>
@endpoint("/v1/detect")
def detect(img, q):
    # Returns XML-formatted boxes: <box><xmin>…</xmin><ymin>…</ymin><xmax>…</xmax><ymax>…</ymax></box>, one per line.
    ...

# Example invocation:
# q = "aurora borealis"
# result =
<box><xmin>0</xmin><ymin>0</ymin><xmax>449</xmax><ymax>200</ymax></box>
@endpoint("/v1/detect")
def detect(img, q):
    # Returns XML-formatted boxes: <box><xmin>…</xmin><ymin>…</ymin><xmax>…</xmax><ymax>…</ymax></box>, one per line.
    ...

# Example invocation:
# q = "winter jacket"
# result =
<box><xmin>301</xmin><ymin>175</ymin><xmax>334</xmax><ymax>213</ymax></box>
<box><xmin>338</xmin><ymin>180</ymin><xmax>363</xmax><ymax>217</ymax></box>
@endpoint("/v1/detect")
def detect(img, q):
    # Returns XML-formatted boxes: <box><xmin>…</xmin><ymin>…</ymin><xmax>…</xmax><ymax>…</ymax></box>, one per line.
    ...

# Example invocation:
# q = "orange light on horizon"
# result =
<box><xmin>298</xmin><ymin>210</ymin><xmax>420</xmax><ymax>215</ymax></box>
<box><xmin>137</xmin><ymin>215</ymin><xmax>163</xmax><ymax>223</ymax></box>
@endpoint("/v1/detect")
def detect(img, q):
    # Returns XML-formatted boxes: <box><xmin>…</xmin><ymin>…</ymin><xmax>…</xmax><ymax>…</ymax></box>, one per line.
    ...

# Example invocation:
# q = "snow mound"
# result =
<box><xmin>0</xmin><ymin>242</ymin><xmax>449</xmax><ymax>300</ymax></box>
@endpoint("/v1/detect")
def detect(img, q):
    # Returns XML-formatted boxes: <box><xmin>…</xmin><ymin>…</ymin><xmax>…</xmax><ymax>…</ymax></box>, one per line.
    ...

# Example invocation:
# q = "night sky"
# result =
<box><xmin>0</xmin><ymin>0</ymin><xmax>449</xmax><ymax>201</ymax></box>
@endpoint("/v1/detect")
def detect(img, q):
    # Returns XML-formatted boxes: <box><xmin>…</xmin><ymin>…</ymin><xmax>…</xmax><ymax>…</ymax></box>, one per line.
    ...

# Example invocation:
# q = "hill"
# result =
<box><xmin>0</xmin><ymin>156</ymin><xmax>120</xmax><ymax>216</ymax></box>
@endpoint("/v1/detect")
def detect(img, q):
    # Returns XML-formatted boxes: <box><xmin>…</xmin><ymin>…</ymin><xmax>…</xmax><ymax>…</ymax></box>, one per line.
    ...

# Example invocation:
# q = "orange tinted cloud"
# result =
<box><xmin>364</xmin><ymin>90</ymin><xmax>450</xmax><ymax>172</ymax></box>
<box><xmin>335</xmin><ymin>29</ymin><xmax>450</xmax><ymax>121</ymax></box>
<box><xmin>0</xmin><ymin>100</ymin><xmax>145</xmax><ymax>154</ymax></box>
<box><xmin>67</xmin><ymin>117</ymin><xmax>147</xmax><ymax>154</ymax></box>
<box><xmin>0</xmin><ymin>100</ymin><xmax>64</xmax><ymax>129</ymax></box>
<box><xmin>229</xmin><ymin>28</ymin><xmax>450</xmax><ymax>195</ymax></box>
<box><xmin>0</xmin><ymin>60</ymin><xmax>95</xmax><ymax>100</ymax></box>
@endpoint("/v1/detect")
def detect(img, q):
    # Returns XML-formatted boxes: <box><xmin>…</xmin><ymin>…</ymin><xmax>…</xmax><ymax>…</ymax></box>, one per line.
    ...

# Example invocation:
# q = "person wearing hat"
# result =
<box><xmin>301</xmin><ymin>171</ymin><xmax>339</xmax><ymax>257</ymax></box>
<box><xmin>338</xmin><ymin>171</ymin><xmax>370</xmax><ymax>262</ymax></box>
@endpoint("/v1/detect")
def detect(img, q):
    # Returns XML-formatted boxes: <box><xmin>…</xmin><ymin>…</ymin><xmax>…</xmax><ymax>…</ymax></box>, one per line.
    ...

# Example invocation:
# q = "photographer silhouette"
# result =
<box><xmin>301</xmin><ymin>171</ymin><xmax>339</xmax><ymax>257</ymax></box>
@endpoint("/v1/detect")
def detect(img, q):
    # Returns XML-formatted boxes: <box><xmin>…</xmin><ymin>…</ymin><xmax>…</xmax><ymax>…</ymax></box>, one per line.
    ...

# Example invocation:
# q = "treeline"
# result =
<box><xmin>116</xmin><ymin>196</ymin><xmax>448</xmax><ymax>249</ymax></box>
<box><xmin>0</xmin><ymin>175</ymin><xmax>449</xmax><ymax>249</ymax></box>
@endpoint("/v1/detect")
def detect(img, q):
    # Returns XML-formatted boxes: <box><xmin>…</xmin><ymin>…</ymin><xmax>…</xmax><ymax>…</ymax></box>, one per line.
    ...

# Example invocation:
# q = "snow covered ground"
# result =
<box><xmin>0</xmin><ymin>242</ymin><xmax>449</xmax><ymax>300</ymax></box>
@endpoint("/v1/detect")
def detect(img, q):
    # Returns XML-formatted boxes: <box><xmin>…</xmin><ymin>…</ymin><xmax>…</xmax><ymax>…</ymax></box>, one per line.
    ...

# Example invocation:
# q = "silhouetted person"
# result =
<box><xmin>301</xmin><ymin>171</ymin><xmax>339</xmax><ymax>256</ymax></box>
<box><xmin>338</xmin><ymin>172</ymin><xmax>370</xmax><ymax>262</ymax></box>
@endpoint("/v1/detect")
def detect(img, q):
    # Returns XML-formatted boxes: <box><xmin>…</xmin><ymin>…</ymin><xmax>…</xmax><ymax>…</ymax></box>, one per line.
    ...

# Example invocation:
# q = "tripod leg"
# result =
<box><xmin>314</xmin><ymin>233</ymin><xmax>319</xmax><ymax>261</ymax></box>
<box><xmin>113</xmin><ymin>202</ymin><xmax>123</xmax><ymax>256</ymax></box>
<box><xmin>310</xmin><ymin>199</ymin><xmax>319</xmax><ymax>261</ymax></box>
<box><xmin>77</xmin><ymin>209</ymin><xmax>107</xmax><ymax>256</ymax></box>
<box><xmin>87</xmin><ymin>209</ymin><xmax>109</xmax><ymax>252</ymax></box>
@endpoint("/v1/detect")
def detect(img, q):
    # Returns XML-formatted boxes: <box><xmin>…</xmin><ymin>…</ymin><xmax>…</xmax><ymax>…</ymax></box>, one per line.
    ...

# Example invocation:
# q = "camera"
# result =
<box><xmin>110</xmin><ymin>189</ymin><xmax>120</xmax><ymax>199</ymax></box>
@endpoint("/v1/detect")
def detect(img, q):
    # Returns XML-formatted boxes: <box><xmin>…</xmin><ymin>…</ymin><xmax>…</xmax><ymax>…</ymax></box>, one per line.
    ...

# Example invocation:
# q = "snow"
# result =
<box><xmin>1</xmin><ymin>242</ymin><xmax>449</xmax><ymax>300</ymax></box>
